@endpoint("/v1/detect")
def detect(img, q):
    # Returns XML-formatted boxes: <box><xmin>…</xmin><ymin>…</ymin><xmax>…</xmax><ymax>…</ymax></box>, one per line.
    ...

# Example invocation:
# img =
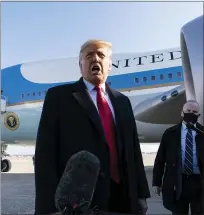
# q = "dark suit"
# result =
<box><xmin>152</xmin><ymin>122</ymin><xmax>204</xmax><ymax>214</ymax></box>
<box><xmin>34</xmin><ymin>77</ymin><xmax>150</xmax><ymax>215</ymax></box>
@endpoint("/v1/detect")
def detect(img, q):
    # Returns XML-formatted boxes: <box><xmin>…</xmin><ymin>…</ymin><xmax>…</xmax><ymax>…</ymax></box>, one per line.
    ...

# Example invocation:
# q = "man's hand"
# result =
<box><xmin>152</xmin><ymin>186</ymin><xmax>161</xmax><ymax>196</ymax></box>
<box><xmin>138</xmin><ymin>198</ymin><xmax>148</xmax><ymax>215</ymax></box>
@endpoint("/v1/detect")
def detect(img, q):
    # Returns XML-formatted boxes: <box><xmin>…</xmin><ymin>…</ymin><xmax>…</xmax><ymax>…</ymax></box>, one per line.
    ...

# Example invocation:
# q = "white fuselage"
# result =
<box><xmin>1</xmin><ymin>47</ymin><xmax>183</xmax><ymax>144</ymax></box>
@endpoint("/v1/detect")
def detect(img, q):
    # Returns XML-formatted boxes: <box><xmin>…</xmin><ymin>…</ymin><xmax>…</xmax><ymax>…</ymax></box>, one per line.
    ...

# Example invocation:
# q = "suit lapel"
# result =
<box><xmin>72</xmin><ymin>78</ymin><xmax>106</xmax><ymax>141</ymax></box>
<box><xmin>105</xmin><ymin>84</ymin><xmax>123</xmax><ymax>155</ymax></box>
<box><xmin>195</xmin><ymin>123</ymin><xmax>203</xmax><ymax>143</ymax></box>
<box><xmin>176</xmin><ymin>122</ymin><xmax>203</xmax><ymax>170</ymax></box>
<box><xmin>196</xmin><ymin>133</ymin><xmax>200</xmax><ymax>160</ymax></box>
<box><xmin>175</xmin><ymin>123</ymin><xmax>182</xmax><ymax>169</ymax></box>
<box><xmin>172</xmin><ymin>122</ymin><xmax>182</xmax><ymax>200</ymax></box>
<box><xmin>169</xmin><ymin>122</ymin><xmax>182</xmax><ymax>170</ymax></box>
<box><xmin>196</xmin><ymin>123</ymin><xmax>204</xmax><ymax>177</ymax></box>
<box><xmin>72</xmin><ymin>78</ymin><xmax>123</xmax><ymax>155</ymax></box>
<box><xmin>195</xmin><ymin>123</ymin><xmax>203</xmax><ymax>166</ymax></box>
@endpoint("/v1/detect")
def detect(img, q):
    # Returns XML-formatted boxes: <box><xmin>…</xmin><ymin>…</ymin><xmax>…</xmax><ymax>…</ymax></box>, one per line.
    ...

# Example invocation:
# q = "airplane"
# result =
<box><xmin>1</xmin><ymin>15</ymin><xmax>203</xmax><ymax>172</ymax></box>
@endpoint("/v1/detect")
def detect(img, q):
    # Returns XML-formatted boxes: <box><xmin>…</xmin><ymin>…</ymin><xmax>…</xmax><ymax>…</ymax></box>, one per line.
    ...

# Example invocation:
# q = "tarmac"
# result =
<box><xmin>1</xmin><ymin>155</ymin><xmax>171</xmax><ymax>215</ymax></box>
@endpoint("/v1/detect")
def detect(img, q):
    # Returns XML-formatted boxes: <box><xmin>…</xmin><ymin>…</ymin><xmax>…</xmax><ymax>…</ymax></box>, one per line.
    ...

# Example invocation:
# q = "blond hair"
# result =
<box><xmin>79</xmin><ymin>39</ymin><xmax>112</xmax><ymax>61</ymax></box>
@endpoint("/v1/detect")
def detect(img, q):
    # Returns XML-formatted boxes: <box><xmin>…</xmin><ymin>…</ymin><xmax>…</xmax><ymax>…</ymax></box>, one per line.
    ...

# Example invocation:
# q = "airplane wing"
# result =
<box><xmin>134</xmin><ymin>85</ymin><xmax>186</xmax><ymax>124</ymax></box>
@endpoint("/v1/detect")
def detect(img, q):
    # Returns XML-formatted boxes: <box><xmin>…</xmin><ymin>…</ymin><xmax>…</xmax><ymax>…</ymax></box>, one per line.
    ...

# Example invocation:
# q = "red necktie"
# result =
<box><xmin>95</xmin><ymin>86</ymin><xmax>120</xmax><ymax>183</ymax></box>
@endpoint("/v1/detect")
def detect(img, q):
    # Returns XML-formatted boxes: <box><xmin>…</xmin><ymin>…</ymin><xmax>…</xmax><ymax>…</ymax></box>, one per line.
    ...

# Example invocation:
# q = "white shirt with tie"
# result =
<box><xmin>181</xmin><ymin>122</ymin><xmax>200</xmax><ymax>174</ymax></box>
<box><xmin>83</xmin><ymin>78</ymin><xmax>147</xmax><ymax>206</ymax></box>
<box><xmin>83</xmin><ymin>78</ymin><xmax>116</xmax><ymax>122</ymax></box>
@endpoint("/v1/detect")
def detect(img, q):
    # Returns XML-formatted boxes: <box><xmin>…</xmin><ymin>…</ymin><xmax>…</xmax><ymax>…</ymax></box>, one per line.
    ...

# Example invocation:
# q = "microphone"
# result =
<box><xmin>55</xmin><ymin>150</ymin><xmax>100</xmax><ymax>215</ymax></box>
<box><xmin>187</xmin><ymin>122</ymin><xmax>204</xmax><ymax>135</ymax></box>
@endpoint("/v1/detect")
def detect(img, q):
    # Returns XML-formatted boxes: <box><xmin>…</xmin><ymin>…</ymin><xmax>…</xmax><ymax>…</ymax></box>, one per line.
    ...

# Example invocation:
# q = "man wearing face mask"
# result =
<box><xmin>152</xmin><ymin>100</ymin><xmax>204</xmax><ymax>215</ymax></box>
<box><xmin>34</xmin><ymin>39</ymin><xmax>150</xmax><ymax>215</ymax></box>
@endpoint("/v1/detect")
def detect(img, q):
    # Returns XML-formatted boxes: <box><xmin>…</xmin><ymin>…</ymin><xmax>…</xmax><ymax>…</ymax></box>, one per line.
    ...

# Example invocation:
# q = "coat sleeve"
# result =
<box><xmin>152</xmin><ymin>131</ymin><xmax>166</xmax><ymax>187</ymax></box>
<box><xmin>34</xmin><ymin>88</ymin><xmax>59</xmax><ymax>215</ymax></box>
<box><xmin>127</xmin><ymin>98</ymin><xmax>151</xmax><ymax>199</ymax></box>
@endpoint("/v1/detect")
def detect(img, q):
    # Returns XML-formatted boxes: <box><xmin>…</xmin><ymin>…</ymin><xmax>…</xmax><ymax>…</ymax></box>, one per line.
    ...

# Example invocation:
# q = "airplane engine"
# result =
<box><xmin>180</xmin><ymin>15</ymin><xmax>203</xmax><ymax>125</ymax></box>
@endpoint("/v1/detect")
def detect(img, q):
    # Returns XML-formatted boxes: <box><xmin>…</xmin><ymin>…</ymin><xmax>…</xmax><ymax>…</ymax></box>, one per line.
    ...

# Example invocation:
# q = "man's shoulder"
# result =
<box><xmin>109</xmin><ymin>87</ymin><xmax>129</xmax><ymax>101</ymax></box>
<box><xmin>196</xmin><ymin>122</ymin><xmax>204</xmax><ymax>130</ymax></box>
<box><xmin>47</xmin><ymin>82</ymin><xmax>79</xmax><ymax>96</ymax></box>
<box><xmin>163</xmin><ymin>122</ymin><xmax>182</xmax><ymax>134</ymax></box>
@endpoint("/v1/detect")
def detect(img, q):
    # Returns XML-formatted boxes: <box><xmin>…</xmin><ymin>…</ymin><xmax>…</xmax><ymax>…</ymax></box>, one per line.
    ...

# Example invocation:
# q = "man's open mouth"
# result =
<box><xmin>91</xmin><ymin>65</ymin><xmax>101</xmax><ymax>74</ymax></box>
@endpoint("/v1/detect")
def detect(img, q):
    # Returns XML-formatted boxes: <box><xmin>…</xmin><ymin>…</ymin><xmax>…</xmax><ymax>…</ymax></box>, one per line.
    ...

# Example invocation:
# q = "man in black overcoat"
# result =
<box><xmin>34</xmin><ymin>40</ymin><xmax>151</xmax><ymax>215</ymax></box>
<box><xmin>152</xmin><ymin>100</ymin><xmax>204</xmax><ymax>215</ymax></box>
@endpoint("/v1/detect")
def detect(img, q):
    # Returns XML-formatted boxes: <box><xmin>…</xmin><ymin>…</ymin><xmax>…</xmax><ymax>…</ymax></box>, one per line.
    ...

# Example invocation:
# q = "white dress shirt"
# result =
<box><xmin>181</xmin><ymin>122</ymin><xmax>200</xmax><ymax>174</ymax></box>
<box><xmin>83</xmin><ymin>78</ymin><xmax>115</xmax><ymax>122</ymax></box>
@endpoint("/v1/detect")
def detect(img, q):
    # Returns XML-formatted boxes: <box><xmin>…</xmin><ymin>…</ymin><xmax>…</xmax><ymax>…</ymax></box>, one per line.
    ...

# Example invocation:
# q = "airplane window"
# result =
<box><xmin>177</xmin><ymin>72</ymin><xmax>182</xmax><ymax>77</ymax></box>
<box><xmin>171</xmin><ymin>90</ymin><xmax>178</xmax><ymax>97</ymax></box>
<box><xmin>38</xmin><ymin>92</ymin><xmax>41</xmax><ymax>96</ymax></box>
<box><xmin>168</xmin><ymin>73</ymin><xmax>172</xmax><ymax>79</ymax></box>
<box><xmin>160</xmin><ymin>74</ymin><xmax>164</xmax><ymax>80</ymax></box>
<box><xmin>33</xmin><ymin>92</ymin><xmax>35</xmax><ymax>96</ymax></box>
<box><xmin>27</xmin><ymin>93</ymin><xmax>30</xmax><ymax>96</ymax></box>
<box><xmin>22</xmin><ymin>94</ymin><xmax>24</xmax><ymax>98</ymax></box>
<box><xmin>1</xmin><ymin>89</ymin><xmax>3</xmax><ymax>94</ymax></box>
<box><xmin>161</xmin><ymin>95</ymin><xmax>167</xmax><ymax>101</ymax></box>
<box><xmin>135</xmin><ymin>78</ymin><xmax>139</xmax><ymax>83</ymax></box>
<box><xmin>143</xmin><ymin>77</ymin><xmax>147</xmax><ymax>82</ymax></box>
<box><xmin>151</xmin><ymin>76</ymin><xmax>155</xmax><ymax>80</ymax></box>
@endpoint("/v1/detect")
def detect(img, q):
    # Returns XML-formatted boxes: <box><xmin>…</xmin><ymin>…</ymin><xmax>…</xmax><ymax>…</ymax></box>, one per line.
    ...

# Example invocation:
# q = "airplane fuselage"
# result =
<box><xmin>1</xmin><ymin>47</ymin><xmax>183</xmax><ymax>144</ymax></box>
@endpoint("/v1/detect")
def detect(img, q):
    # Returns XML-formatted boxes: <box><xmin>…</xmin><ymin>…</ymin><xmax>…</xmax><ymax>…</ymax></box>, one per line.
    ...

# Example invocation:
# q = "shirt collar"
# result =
<box><xmin>83</xmin><ymin>78</ymin><xmax>106</xmax><ymax>94</ymax></box>
<box><xmin>182</xmin><ymin>121</ymin><xmax>188</xmax><ymax>130</ymax></box>
<box><xmin>182</xmin><ymin>121</ymin><xmax>197</xmax><ymax>130</ymax></box>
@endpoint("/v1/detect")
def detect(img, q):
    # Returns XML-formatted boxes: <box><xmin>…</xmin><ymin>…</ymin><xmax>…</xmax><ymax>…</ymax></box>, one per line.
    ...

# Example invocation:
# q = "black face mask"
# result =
<box><xmin>183</xmin><ymin>112</ymin><xmax>199</xmax><ymax>124</ymax></box>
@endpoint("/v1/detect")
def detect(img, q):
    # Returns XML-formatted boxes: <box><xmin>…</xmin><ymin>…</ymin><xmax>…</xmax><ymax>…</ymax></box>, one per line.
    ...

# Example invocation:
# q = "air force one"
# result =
<box><xmin>1</xmin><ymin>48</ymin><xmax>184</xmax><ymax>141</ymax></box>
<box><xmin>1</xmin><ymin>15</ymin><xmax>203</xmax><ymax>172</ymax></box>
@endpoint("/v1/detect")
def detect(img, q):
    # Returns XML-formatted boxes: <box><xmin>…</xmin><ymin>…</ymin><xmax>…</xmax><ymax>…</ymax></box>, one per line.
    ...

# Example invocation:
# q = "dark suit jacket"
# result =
<box><xmin>152</xmin><ymin>121</ymin><xmax>204</xmax><ymax>211</ymax></box>
<box><xmin>34</xmin><ymin>77</ymin><xmax>150</xmax><ymax>215</ymax></box>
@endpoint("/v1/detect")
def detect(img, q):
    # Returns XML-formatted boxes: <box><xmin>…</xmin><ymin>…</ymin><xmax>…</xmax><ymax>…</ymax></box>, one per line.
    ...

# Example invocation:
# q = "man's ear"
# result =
<box><xmin>79</xmin><ymin>61</ymin><xmax>82</xmax><ymax>71</ymax></box>
<box><xmin>181</xmin><ymin>110</ymin><xmax>184</xmax><ymax>117</ymax></box>
<box><xmin>108</xmin><ymin>59</ymin><xmax>112</xmax><ymax>72</ymax></box>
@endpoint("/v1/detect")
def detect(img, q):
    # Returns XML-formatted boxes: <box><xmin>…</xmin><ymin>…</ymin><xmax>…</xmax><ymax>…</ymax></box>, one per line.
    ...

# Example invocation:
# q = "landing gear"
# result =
<box><xmin>1</xmin><ymin>144</ymin><xmax>12</xmax><ymax>172</ymax></box>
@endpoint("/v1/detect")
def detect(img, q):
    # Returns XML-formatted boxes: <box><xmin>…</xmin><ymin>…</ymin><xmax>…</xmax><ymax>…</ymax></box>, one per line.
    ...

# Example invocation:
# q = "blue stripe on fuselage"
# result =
<box><xmin>1</xmin><ymin>64</ymin><xmax>183</xmax><ymax>105</ymax></box>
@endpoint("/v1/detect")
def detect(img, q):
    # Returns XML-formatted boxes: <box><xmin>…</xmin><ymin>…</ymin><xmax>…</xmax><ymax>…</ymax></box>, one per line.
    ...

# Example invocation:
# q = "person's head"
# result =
<box><xmin>79</xmin><ymin>39</ymin><xmax>112</xmax><ymax>86</ymax></box>
<box><xmin>181</xmin><ymin>100</ymin><xmax>201</xmax><ymax>124</ymax></box>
